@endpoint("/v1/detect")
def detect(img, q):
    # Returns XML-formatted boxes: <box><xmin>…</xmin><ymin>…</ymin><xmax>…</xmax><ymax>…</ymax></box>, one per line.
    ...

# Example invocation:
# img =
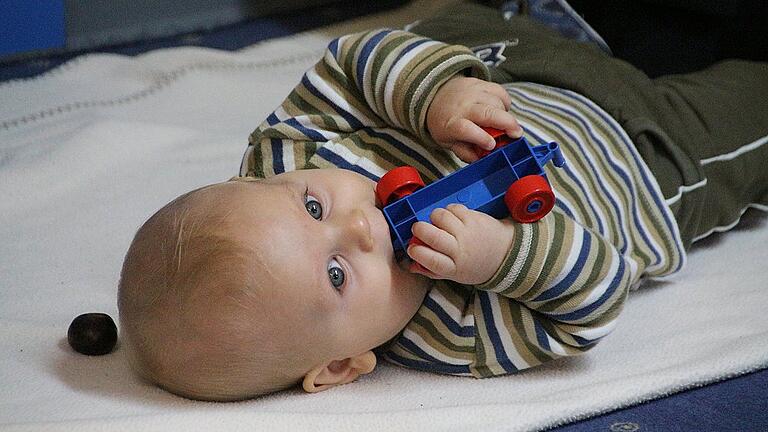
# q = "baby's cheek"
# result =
<box><xmin>396</xmin><ymin>271</ymin><xmax>428</xmax><ymax>310</ymax></box>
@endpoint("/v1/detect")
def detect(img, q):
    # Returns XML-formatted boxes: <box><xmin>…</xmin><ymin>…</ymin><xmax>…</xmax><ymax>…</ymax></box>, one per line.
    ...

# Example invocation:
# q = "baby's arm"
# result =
<box><xmin>242</xmin><ymin>29</ymin><xmax>511</xmax><ymax>177</ymax></box>
<box><xmin>408</xmin><ymin>205</ymin><xmax>631</xmax><ymax>368</ymax></box>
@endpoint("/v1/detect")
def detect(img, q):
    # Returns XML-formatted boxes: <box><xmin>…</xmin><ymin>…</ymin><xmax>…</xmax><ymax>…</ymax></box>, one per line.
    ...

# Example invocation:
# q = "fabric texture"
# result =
<box><xmin>500</xmin><ymin>0</ymin><xmax>612</xmax><ymax>54</ymax></box>
<box><xmin>242</xmin><ymin>29</ymin><xmax>684</xmax><ymax>377</ymax></box>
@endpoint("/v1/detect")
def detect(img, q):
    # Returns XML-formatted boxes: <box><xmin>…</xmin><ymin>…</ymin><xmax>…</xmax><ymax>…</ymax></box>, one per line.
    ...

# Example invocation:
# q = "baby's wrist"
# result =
<box><xmin>474</xmin><ymin>219</ymin><xmax>518</xmax><ymax>288</ymax></box>
<box><xmin>425</xmin><ymin>75</ymin><xmax>464</xmax><ymax>140</ymax></box>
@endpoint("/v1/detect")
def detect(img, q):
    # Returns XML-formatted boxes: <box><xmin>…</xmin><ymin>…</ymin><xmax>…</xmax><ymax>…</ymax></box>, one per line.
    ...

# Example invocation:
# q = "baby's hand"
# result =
<box><xmin>407</xmin><ymin>204</ymin><xmax>515</xmax><ymax>285</ymax></box>
<box><xmin>426</xmin><ymin>76</ymin><xmax>523</xmax><ymax>163</ymax></box>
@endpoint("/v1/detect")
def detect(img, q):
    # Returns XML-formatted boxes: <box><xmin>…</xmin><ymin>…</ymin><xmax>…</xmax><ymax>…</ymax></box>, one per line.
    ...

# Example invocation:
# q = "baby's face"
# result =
<box><xmin>220</xmin><ymin>169</ymin><xmax>430</xmax><ymax>366</ymax></box>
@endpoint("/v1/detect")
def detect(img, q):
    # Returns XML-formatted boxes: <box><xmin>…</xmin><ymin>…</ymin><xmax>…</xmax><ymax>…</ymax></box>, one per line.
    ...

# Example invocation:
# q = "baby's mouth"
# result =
<box><xmin>373</xmin><ymin>183</ymin><xmax>383</xmax><ymax>209</ymax></box>
<box><xmin>396</xmin><ymin>250</ymin><xmax>414</xmax><ymax>272</ymax></box>
<box><xmin>370</xmin><ymin>201</ymin><xmax>394</xmax><ymax>249</ymax></box>
<box><xmin>395</xmin><ymin>248</ymin><xmax>407</xmax><ymax>263</ymax></box>
<box><xmin>372</xmin><ymin>183</ymin><xmax>402</xmax><ymax>262</ymax></box>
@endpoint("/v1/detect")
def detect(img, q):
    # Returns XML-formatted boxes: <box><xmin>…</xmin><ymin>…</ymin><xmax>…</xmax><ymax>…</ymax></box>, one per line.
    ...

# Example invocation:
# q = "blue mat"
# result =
<box><xmin>553</xmin><ymin>369</ymin><xmax>768</xmax><ymax>432</ymax></box>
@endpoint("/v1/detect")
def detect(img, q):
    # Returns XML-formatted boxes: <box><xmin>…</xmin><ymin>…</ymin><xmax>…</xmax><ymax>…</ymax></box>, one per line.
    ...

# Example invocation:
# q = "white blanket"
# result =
<box><xmin>1</xmin><ymin>31</ymin><xmax>767</xmax><ymax>432</ymax></box>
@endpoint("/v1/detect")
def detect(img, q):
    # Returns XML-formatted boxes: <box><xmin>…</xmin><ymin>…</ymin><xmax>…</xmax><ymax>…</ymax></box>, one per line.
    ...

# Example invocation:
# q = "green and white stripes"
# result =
<box><xmin>239</xmin><ymin>29</ymin><xmax>685</xmax><ymax>378</ymax></box>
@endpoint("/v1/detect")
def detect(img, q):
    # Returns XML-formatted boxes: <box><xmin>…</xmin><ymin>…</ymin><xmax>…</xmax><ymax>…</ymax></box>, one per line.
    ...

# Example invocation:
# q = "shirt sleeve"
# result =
<box><xmin>469</xmin><ymin>207</ymin><xmax>631</xmax><ymax>376</ymax></box>
<box><xmin>239</xmin><ymin>28</ymin><xmax>490</xmax><ymax>178</ymax></box>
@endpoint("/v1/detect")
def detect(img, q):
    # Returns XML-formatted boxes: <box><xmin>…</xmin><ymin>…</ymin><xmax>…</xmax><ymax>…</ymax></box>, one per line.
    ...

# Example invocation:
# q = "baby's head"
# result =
<box><xmin>118</xmin><ymin>169</ymin><xmax>429</xmax><ymax>401</ymax></box>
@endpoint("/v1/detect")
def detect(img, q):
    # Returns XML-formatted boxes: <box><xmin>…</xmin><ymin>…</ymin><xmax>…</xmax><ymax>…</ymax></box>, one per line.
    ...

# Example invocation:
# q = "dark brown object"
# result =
<box><xmin>67</xmin><ymin>313</ymin><xmax>117</xmax><ymax>356</ymax></box>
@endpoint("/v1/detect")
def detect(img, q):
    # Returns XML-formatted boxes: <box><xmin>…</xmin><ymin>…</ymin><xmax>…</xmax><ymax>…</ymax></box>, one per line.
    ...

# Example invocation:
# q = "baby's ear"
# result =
<box><xmin>302</xmin><ymin>351</ymin><xmax>377</xmax><ymax>393</ymax></box>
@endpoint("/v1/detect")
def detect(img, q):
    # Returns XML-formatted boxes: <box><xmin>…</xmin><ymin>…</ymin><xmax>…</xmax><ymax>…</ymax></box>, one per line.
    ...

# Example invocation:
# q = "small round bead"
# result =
<box><xmin>67</xmin><ymin>313</ymin><xmax>117</xmax><ymax>356</ymax></box>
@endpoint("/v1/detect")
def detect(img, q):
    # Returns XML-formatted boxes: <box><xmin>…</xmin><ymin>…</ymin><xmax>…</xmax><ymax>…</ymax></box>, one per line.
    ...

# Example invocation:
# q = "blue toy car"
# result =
<box><xmin>375</xmin><ymin>128</ymin><xmax>566</xmax><ymax>253</ymax></box>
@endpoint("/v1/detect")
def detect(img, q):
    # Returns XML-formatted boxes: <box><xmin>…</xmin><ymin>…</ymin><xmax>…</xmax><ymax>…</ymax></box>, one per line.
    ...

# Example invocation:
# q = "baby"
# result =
<box><xmin>118</xmin><ymin>63</ymin><xmax>528</xmax><ymax>401</ymax></box>
<box><xmin>118</xmin><ymin>4</ymin><xmax>768</xmax><ymax>402</ymax></box>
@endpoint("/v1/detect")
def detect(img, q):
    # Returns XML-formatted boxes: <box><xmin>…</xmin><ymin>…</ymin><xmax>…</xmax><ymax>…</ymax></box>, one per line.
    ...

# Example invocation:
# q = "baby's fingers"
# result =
<box><xmin>450</xmin><ymin>143</ymin><xmax>480</xmax><ymax>163</ymax></box>
<box><xmin>480</xmin><ymin>82</ymin><xmax>513</xmax><ymax>110</ymax></box>
<box><xmin>428</xmin><ymin>207</ymin><xmax>464</xmax><ymax>236</ymax></box>
<box><xmin>445</xmin><ymin>203</ymin><xmax>474</xmax><ymax>223</ymax></box>
<box><xmin>407</xmin><ymin>242</ymin><xmax>456</xmax><ymax>279</ymax></box>
<box><xmin>445</xmin><ymin>117</ymin><xmax>496</xmax><ymax>151</ymax></box>
<box><xmin>469</xmin><ymin>104</ymin><xmax>523</xmax><ymax>139</ymax></box>
<box><xmin>412</xmin><ymin>220</ymin><xmax>458</xmax><ymax>257</ymax></box>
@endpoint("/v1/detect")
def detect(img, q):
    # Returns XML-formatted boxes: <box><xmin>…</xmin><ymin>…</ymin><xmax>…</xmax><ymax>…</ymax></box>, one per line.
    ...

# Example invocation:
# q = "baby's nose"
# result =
<box><xmin>343</xmin><ymin>208</ymin><xmax>374</xmax><ymax>253</ymax></box>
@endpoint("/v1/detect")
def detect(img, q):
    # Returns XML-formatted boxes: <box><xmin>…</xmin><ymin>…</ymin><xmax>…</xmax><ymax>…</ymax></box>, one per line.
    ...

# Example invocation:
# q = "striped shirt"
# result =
<box><xmin>239</xmin><ymin>29</ymin><xmax>685</xmax><ymax>377</ymax></box>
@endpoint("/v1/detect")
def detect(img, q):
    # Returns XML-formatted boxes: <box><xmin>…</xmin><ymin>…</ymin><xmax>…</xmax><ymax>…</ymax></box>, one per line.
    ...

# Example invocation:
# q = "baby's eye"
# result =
<box><xmin>305</xmin><ymin>193</ymin><xmax>323</xmax><ymax>220</ymax></box>
<box><xmin>328</xmin><ymin>258</ymin><xmax>345</xmax><ymax>290</ymax></box>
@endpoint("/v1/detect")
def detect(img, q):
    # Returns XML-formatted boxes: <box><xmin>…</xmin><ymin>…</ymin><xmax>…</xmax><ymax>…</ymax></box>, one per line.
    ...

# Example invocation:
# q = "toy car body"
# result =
<box><xmin>376</xmin><ymin>130</ymin><xmax>565</xmax><ymax>252</ymax></box>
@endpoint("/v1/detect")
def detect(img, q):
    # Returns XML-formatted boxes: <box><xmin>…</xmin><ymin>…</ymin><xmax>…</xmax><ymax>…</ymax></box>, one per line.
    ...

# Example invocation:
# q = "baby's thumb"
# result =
<box><xmin>409</xmin><ymin>261</ymin><xmax>442</xmax><ymax>280</ymax></box>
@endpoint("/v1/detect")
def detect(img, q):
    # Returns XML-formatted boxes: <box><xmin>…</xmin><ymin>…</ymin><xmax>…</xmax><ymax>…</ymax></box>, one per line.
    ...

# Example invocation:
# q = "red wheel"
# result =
<box><xmin>408</xmin><ymin>236</ymin><xmax>427</xmax><ymax>248</ymax></box>
<box><xmin>474</xmin><ymin>127</ymin><xmax>515</xmax><ymax>159</ymax></box>
<box><xmin>481</xmin><ymin>126</ymin><xmax>506</xmax><ymax>140</ymax></box>
<box><xmin>376</xmin><ymin>166</ymin><xmax>425</xmax><ymax>206</ymax></box>
<box><xmin>504</xmin><ymin>175</ymin><xmax>555</xmax><ymax>223</ymax></box>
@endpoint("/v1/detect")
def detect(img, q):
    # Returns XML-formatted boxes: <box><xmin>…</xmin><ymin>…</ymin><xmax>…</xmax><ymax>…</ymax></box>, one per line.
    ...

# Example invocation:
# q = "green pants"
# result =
<box><xmin>411</xmin><ymin>3</ymin><xmax>768</xmax><ymax>248</ymax></box>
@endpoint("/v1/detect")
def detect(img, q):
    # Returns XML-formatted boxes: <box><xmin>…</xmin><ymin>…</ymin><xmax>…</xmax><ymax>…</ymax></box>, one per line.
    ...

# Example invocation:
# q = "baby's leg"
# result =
<box><xmin>652</xmin><ymin>60</ymin><xmax>768</xmax><ymax>244</ymax></box>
